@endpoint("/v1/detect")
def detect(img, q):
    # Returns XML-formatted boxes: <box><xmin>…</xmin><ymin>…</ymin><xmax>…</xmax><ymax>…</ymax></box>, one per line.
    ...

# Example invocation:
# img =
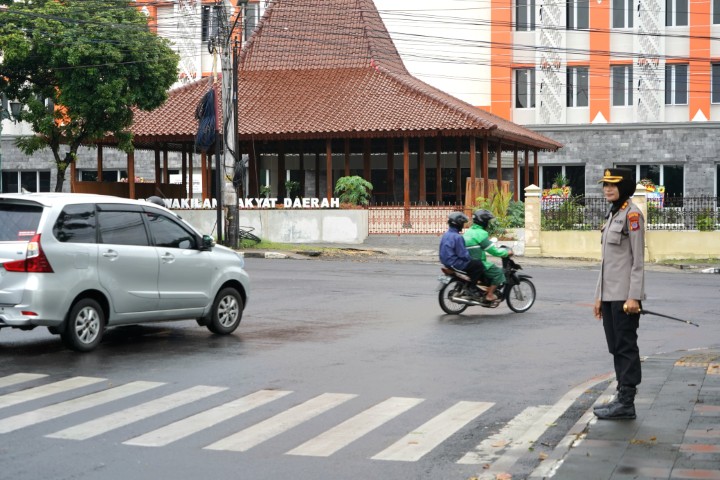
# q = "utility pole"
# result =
<box><xmin>214</xmin><ymin>0</ymin><xmax>246</xmax><ymax>248</ymax></box>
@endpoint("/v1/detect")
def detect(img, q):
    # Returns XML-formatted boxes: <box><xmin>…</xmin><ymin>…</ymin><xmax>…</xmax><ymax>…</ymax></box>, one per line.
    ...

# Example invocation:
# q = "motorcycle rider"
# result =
<box><xmin>463</xmin><ymin>209</ymin><xmax>512</xmax><ymax>304</ymax></box>
<box><xmin>439</xmin><ymin>212</ymin><xmax>486</xmax><ymax>297</ymax></box>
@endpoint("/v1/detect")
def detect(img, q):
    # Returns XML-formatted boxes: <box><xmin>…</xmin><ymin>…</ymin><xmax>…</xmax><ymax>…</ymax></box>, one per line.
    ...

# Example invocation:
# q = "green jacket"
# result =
<box><xmin>463</xmin><ymin>224</ymin><xmax>509</xmax><ymax>268</ymax></box>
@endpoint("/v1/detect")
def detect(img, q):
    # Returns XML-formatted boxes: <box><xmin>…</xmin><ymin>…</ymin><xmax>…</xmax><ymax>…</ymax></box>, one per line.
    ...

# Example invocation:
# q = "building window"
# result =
<box><xmin>665</xmin><ymin>64</ymin><xmax>688</xmax><ymax>105</ymax></box>
<box><xmin>715</xmin><ymin>0</ymin><xmax>720</xmax><ymax>24</ymax></box>
<box><xmin>623</xmin><ymin>164</ymin><xmax>684</xmax><ymax>197</ymax></box>
<box><xmin>516</xmin><ymin>0</ymin><xmax>536</xmax><ymax>31</ymax></box>
<box><xmin>666</xmin><ymin>0</ymin><xmax>688</xmax><ymax>26</ymax></box>
<box><xmin>541</xmin><ymin>165</ymin><xmax>585</xmax><ymax>196</ymax></box>
<box><xmin>567</xmin><ymin>67</ymin><xmax>589</xmax><ymax>107</ymax></box>
<box><xmin>243</xmin><ymin>3</ymin><xmax>260</xmax><ymax>42</ymax></box>
<box><xmin>515</xmin><ymin>69</ymin><xmax>536</xmax><ymax>108</ymax></box>
<box><xmin>612</xmin><ymin>0</ymin><xmax>634</xmax><ymax>28</ymax></box>
<box><xmin>567</xmin><ymin>0</ymin><xmax>589</xmax><ymax>30</ymax></box>
<box><xmin>201</xmin><ymin>5</ymin><xmax>218</xmax><ymax>42</ymax></box>
<box><xmin>77</xmin><ymin>169</ymin><xmax>128</xmax><ymax>182</ymax></box>
<box><xmin>1</xmin><ymin>171</ymin><xmax>51</xmax><ymax>193</ymax></box>
<box><xmin>612</xmin><ymin>65</ymin><xmax>633</xmax><ymax>106</ymax></box>
<box><xmin>713</xmin><ymin>64</ymin><xmax>720</xmax><ymax>103</ymax></box>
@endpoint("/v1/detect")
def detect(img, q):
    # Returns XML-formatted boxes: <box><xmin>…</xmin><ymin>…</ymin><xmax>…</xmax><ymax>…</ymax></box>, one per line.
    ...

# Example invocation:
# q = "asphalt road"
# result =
<box><xmin>0</xmin><ymin>258</ymin><xmax>718</xmax><ymax>480</ymax></box>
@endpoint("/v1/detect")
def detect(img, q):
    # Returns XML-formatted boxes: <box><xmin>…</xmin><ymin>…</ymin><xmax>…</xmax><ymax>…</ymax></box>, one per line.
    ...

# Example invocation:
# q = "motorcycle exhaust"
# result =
<box><xmin>449</xmin><ymin>294</ymin><xmax>482</xmax><ymax>306</ymax></box>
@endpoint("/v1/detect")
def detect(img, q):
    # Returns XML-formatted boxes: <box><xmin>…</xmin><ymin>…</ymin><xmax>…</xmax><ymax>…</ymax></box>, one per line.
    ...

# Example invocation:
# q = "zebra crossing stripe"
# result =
<box><xmin>124</xmin><ymin>389</ymin><xmax>293</xmax><ymax>447</ymax></box>
<box><xmin>286</xmin><ymin>396</ymin><xmax>424</xmax><ymax>457</ymax></box>
<box><xmin>371</xmin><ymin>401</ymin><xmax>494</xmax><ymax>462</ymax></box>
<box><xmin>0</xmin><ymin>376</ymin><xmax>105</xmax><ymax>410</ymax></box>
<box><xmin>0</xmin><ymin>381</ymin><xmax>164</xmax><ymax>434</ymax></box>
<box><xmin>205</xmin><ymin>392</ymin><xmax>357</xmax><ymax>452</ymax></box>
<box><xmin>46</xmin><ymin>385</ymin><xmax>227</xmax><ymax>441</ymax></box>
<box><xmin>456</xmin><ymin>405</ymin><xmax>552</xmax><ymax>464</ymax></box>
<box><xmin>0</xmin><ymin>373</ymin><xmax>48</xmax><ymax>389</ymax></box>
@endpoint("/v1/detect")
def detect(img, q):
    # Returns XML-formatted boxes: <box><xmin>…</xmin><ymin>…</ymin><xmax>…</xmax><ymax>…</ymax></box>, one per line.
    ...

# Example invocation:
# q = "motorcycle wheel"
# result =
<box><xmin>439</xmin><ymin>278</ymin><xmax>469</xmax><ymax>314</ymax></box>
<box><xmin>506</xmin><ymin>278</ymin><xmax>536</xmax><ymax>313</ymax></box>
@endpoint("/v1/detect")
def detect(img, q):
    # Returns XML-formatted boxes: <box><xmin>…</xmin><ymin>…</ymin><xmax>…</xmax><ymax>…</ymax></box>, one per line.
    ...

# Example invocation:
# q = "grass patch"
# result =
<box><xmin>655</xmin><ymin>258</ymin><xmax>720</xmax><ymax>266</ymax></box>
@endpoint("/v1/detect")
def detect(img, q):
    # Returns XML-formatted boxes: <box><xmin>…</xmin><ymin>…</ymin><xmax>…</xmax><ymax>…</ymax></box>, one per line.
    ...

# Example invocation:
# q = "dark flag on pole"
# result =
<box><xmin>195</xmin><ymin>87</ymin><xmax>216</xmax><ymax>153</ymax></box>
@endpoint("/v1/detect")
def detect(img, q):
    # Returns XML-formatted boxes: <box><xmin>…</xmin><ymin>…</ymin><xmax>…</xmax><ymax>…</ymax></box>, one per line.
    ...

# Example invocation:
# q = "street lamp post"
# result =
<box><xmin>0</xmin><ymin>94</ymin><xmax>22</xmax><ymax>193</ymax></box>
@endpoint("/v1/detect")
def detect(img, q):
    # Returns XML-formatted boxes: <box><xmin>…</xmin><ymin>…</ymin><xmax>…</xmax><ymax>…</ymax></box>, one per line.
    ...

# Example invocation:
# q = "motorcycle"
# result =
<box><xmin>437</xmin><ymin>246</ymin><xmax>536</xmax><ymax>314</ymax></box>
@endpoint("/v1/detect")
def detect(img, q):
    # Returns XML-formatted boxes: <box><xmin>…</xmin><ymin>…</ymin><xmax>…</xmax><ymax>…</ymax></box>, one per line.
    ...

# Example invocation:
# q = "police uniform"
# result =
<box><xmin>594</xmin><ymin>168</ymin><xmax>645</xmax><ymax>420</ymax></box>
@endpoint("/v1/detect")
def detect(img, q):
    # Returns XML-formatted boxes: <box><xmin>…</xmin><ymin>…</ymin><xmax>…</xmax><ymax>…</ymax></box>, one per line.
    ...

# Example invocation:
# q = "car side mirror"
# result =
<box><xmin>201</xmin><ymin>235</ymin><xmax>215</xmax><ymax>250</ymax></box>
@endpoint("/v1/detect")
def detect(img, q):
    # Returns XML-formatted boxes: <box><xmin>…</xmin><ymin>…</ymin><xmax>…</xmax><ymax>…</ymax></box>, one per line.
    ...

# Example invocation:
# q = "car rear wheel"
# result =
<box><xmin>207</xmin><ymin>287</ymin><xmax>243</xmax><ymax>335</ymax></box>
<box><xmin>61</xmin><ymin>298</ymin><xmax>105</xmax><ymax>352</ymax></box>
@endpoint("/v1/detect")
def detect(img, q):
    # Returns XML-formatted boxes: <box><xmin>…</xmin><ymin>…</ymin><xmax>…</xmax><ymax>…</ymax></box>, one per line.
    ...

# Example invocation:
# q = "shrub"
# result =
<box><xmin>696</xmin><ymin>208</ymin><xmax>717</xmax><ymax>231</ymax></box>
<box><xmin>334</xmin><ymin>176</ymin><xmax>373</xmax><ymax>206</ymax></box>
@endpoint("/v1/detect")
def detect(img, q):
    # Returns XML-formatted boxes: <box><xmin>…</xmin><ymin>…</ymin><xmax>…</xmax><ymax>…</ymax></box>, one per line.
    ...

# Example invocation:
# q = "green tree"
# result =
<box><xmin>0</xmin><ymin>0</ymin><xmax>179</xmax><ymax>191</ymax></box>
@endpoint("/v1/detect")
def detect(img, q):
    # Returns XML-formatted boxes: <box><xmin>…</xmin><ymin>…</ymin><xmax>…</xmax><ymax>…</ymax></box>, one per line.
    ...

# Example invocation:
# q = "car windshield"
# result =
<box><xmin>0</xmin><ymin>203</ymin><xmax>43</xmax><ymax>241</ymax></box>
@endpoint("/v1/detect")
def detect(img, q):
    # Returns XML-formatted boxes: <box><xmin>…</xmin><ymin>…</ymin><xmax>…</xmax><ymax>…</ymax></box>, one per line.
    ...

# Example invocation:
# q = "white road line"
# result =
<box><xmin>529</xmin><ymin>376</ymin><xmax>616</xmax><ymax>479</ymax></box>
<box><xmin>477</xmin><ymin>372</ymin><xmax>615</xmax><ymax>479</ymax></box>
<box><xmin>46</xmin><ymin>385</ymin><xmax>226</xmax><ymax>440</ymax></box>
<box><xmin>286</xmin><ymin>397</ymin><xmax>424</xmax><ymax>457</ymax></box>
<box><xmin>457</xmin><ymin>405</ymin><xmax>553</xmax><ymax>464</ymax></box>
<box><xmin>124</xmin><ymin>389</ymin><xmax>293</xmax><ymax>447</ymax></box>
<box><xmin>204</xmin><ymin>392</ymin><xmax>357</xmax><ymax>452</ymax></box>
<box><xmin>0</xmin><ymin>381</ymin><xmax>164</xmax><ymax>434</ymax></box>
<box><xmin>0</xmin><ymin>376</ymin><xmax>105</xmax><ymax>410</ymax></box>
<box><xmin>0</xmin><ymin>373</ymin><xmax>48</xmax><ymax>389</ymax></box>
<box><xmin>371</xmin><ymin>401</ymin><xmax>494</xmax><ymax>462</ymax></box>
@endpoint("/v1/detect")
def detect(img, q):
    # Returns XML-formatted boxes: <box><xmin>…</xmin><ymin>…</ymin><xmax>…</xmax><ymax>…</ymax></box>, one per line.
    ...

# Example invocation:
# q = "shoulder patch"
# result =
<box><xmin>628</xmin><ymin>211</ymin><xmax>641</xmax><ymax>231</ymax></box>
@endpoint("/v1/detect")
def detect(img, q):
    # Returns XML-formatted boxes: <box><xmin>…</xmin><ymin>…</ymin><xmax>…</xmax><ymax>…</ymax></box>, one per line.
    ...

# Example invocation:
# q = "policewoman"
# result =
<box><xmin>593</xmin><ymin>168</ymin><xmax>645</xmax><ymax>420</ymax></box>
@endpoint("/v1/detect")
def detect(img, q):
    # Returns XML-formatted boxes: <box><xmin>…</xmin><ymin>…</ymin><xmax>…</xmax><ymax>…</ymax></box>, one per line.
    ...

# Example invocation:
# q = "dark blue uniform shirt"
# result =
<box><xmin>439</xmin><ymin>226</ymin><xmax>471</xmax><ymax>270</ymax></box>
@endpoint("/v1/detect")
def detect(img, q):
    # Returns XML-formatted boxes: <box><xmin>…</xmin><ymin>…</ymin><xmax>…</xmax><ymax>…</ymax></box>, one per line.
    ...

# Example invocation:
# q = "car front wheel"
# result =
<box><xmin>61</xmin><ymin>298</ymin><xmax>105</xmax><ymax>352</ymax></box>
<box><xmin>207</xmin><ymin>287</ymin><xmax>243</xmax><ymax>335</ymax></box>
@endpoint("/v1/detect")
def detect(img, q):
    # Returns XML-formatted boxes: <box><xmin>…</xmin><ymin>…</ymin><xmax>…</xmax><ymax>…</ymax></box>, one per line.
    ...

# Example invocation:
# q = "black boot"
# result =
<box><xmin>594</xmin><ymin>386</ymin><xmax>636</xmax><ymax>420</ymax></box>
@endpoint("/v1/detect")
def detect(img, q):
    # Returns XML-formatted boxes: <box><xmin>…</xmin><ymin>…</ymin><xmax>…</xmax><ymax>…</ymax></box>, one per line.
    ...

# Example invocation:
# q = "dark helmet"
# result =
<box><xmin>448</xmin><ymin>211</ymin><xmax>469</xmax><ymax>230</ymax></box>
<box><xmin>146</xmin><ymin>196</ymin><xmax>166</xmax><ymax>207</ymax></box>
<box><xmin>472</xmin><ymin>209</ymin><xmax>494</xmax><ymax>229</ymax></box>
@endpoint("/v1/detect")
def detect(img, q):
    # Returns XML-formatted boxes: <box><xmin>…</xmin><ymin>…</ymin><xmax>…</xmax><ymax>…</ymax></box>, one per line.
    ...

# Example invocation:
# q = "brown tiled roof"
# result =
<box><xmin>124</xmin><ymin>0</ymin><xmax>561</xmax><ymax>151</ymax></box>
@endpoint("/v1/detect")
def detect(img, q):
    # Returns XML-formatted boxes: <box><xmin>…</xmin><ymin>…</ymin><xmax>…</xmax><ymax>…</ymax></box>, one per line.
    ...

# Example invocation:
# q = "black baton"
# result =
<box><xmin>640</xmin><ymin>309</ymin><xmax>700</xmax><ymax>327</ymax></box>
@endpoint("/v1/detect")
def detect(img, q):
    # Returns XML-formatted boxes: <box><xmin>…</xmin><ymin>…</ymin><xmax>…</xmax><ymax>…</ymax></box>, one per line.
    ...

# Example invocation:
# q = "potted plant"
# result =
<box><xmin>334</xmin><ymin>176</ymin><xmax>373</xmax><ymax>207</ymax></box>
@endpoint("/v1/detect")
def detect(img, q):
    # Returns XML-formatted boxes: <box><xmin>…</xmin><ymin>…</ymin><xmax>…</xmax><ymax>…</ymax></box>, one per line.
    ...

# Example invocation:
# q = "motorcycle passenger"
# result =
<box><xmin>439</xmin><ymin>212</ymin><xmax>486</xmax><ymax>297</ymax></box>
<box><xmin>463</xmin><ymin>209</ymin><xmax>512</xmax><ymax>304</ymax></box>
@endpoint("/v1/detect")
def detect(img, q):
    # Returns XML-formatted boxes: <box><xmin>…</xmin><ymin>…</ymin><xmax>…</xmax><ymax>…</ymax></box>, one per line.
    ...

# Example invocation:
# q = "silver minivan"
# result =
<box><xmin>0</xmin><ymin>193</ymin><xmax>250</xmax><ymax>352</ymax></box>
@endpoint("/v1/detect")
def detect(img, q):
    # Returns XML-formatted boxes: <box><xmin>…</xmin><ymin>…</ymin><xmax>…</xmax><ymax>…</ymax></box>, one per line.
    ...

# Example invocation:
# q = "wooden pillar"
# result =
<box><xmin>418</xmin><ymin>137</ymin><xmax>426</xmax><ymax>204</ymax></box>
<box><xmin>481</xmin><ymin>139</ymin><xmax>489</xmax><ymax>201</ymax></box>
<box><xmin>455</xmin><ymin>137</ymin><xmax>462</xmax><ymax>205</ymax></box>
<box><xmin>512</xmin><ymin>147</ymin><xmax>519</xmax><ymax>201</ymax></box>
<box><xmin>128</xmin><ymin>151</ymin><xmax>135</xmax><ymax>199</ymax></box>
<box><xmin>278</xmin><ymin>145</ymin><xmax>286</xmax><ymax>199</ymax></box>
<box><xmin>299</xmin><ymin>149</ymin><xmax>306</xmax><ymax>197</ymax></box>
<box><xmin>524</xmin><ymin>149</ymin><xmax>530</xmax><ymax>187</ymax></box>
<box><xmin>314</xmin><ymin>151</ymin><xmax>320</xmax><ymax>197</ymax></box>
<box><xmin>469</xmin><ymin>137</ymin><xmax>477</xmax><ymax>206</ymax></box>
<box><xmin>496</xmin><ymin>143</ymin><xmax>503</xmax><ymax>197</ymax></box>
<box><xmin>181</xmin><ymin>145</ymin><xmax>187</xmax><ymax>195</ymax></box>
<box><xmin>435</xmin><ymin>136</ymin><xmax>442</xmax><ymax>204</ymax></box>
<box><xmin>362</xmin><ymin>139</ymin><xmax>371</xmax><ymax>181</ymax></box>
<box><xmin>344</xmin><ymin>138</ymin><xmax>351</xmax><ymax>177</ymax></box>
<box><xmin>96</xmin><ymin>145</ymin><xmax>103</xmax><ymax>182</ymax></box>
<box><xmin>201</xmin><ymin>152</ymin><xmax>208</xmax><ymax>200</ymax></box>
<box><xmin>70</xmin><ymin>158</ymin><xmax>77</xmax><ymax>193</ymax></box>
<box><xmin>402</xmin><ymin>137</ymin><xmax>411</xmax><ymax>227</ymax></box>
<box><xmin>325</xmin><ymin>139</ymin><xmax>333</xmax><ymax>200</ymax></box>
<box><xmin>533</xmin><ymin>149</ymin><xmax>539</xmax><ymax>185</ymax></box>
<box><xmin>163</xmin><ymin>148</ymin><xmax>170</xmax><ymax>184</ymax></box>
<box><xmin>188</xmin><ymin>147</ymin><xmax>194</xmax><ymax>198</ymax></box>
<box><xmin>386</xmin><ymin>138</ymin><xmax>394</xmax><ymax>202</ymax></box>
<box><xmin>154</xmin><ymin>146</ymin><xmax>161</xmax><ymax>184</ymax></box>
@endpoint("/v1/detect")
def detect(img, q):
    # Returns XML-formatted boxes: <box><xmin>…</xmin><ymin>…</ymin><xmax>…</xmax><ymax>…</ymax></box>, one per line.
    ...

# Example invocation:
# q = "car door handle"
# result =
<box><xmin>161</xmin><ymin>253</ymin><xmax>175</xmax><ymax>263</ymax></box>
<box><xmin>102</xmin><ymin>250</ymin><xmax>119</xmax><ymax>259</ymax></box>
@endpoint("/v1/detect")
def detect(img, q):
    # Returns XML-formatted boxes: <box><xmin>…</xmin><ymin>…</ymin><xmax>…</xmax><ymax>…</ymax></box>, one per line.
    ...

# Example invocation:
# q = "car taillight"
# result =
<box><xmin>3</xmin><ymin>234</ymin><xmax>54</xmax><ymax>273</ymax></box>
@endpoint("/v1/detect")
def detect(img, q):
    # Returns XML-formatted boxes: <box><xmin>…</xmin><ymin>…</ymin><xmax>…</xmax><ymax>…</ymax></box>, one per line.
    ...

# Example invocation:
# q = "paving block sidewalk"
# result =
<box><xmin>532</xmin><ymin>349</ymin><xmax>720</xmax><ymax>480</ymax></box>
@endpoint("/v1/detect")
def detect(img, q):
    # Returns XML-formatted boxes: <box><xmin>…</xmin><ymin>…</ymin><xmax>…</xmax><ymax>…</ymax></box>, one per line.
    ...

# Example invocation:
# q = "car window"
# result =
<box><xmin>144</xmin><ymin>212</ymin><xmax>197</xmax><ymax>249</ymax></box>
<box><xmin>98</xmin><ymin>210</ymin><xmax>150</xmax><ymax>246</ymax></box>
<box><xmin>53</xmin><ymin>203</ymin><xmax>96</xmax><ymax>243</ymax></box>
<box><xmin>0</xmin><ymin>203</ymin><xmax>43</xmax><ymax>241</ymax></box>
